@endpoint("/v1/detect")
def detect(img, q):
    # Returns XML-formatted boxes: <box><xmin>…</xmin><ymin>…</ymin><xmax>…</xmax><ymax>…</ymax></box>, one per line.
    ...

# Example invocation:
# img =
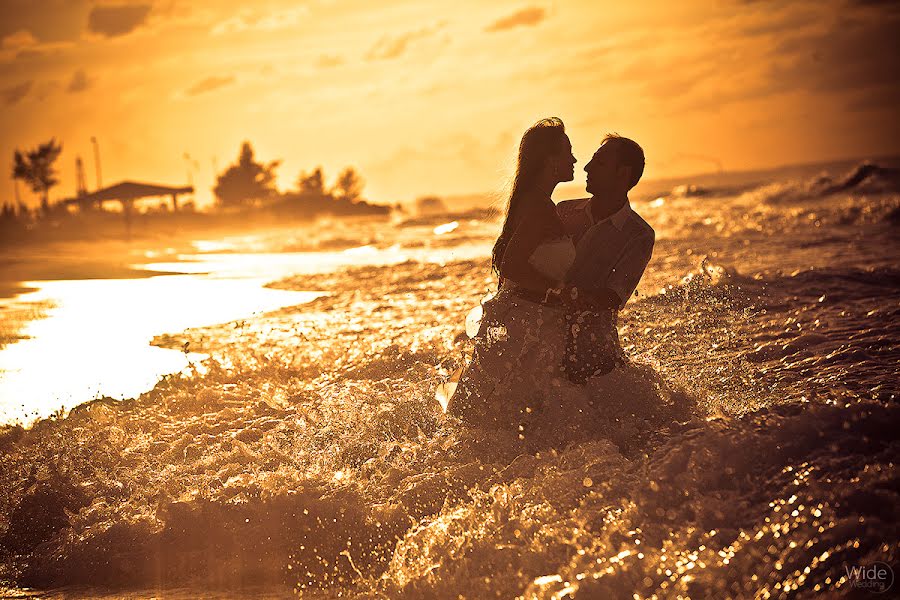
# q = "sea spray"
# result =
<box><xmin>2</xmin><ymin>165</ymin><xmax>898</xmax><ymax>596</ymax></box>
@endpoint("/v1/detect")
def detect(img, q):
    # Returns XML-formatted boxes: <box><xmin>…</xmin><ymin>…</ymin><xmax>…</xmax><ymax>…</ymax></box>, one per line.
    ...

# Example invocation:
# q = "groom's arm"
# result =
<box><xmin>563</xmin><ymin>231</ymin><xmax>654</xmax><ymax>383</ymax></box>
<box><xmin>571</xmin><ymin>287</ymin><xmax>622</xmax><ymax>311</ymax></box>
<box><xmin>605</xmin><ymin>231</ymin><xmax>655</xmax><ymax>306</ymax></box>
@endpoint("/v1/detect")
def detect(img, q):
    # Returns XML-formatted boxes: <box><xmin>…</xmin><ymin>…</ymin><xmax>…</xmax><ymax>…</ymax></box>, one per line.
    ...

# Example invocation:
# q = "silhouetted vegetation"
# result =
<box><xmin>213</xmin><ymin>142</ymin><xmax>281</xmax><ymax>208</ymax></box>
<box><xmin>296</xmin><ymin>167</ymin><xmax>326</xmax><ymax>198</ymax></box>
<box><xmin>12</xmin><ymin>139</ymin><xmax>62</xmax><ymax>214</ymax></box>
<box><xmin>415</xmin><ymin>195</ymin><xmax>448</xmax><ymax>215</ymax></box>
<box><xmin>211</xmin><ymin>141</ymin><xmax>388</xmax><ymax>218</ymax></box>
<box><xmin>2</xmin><ymin>139</ymin><xmax>392</xmax><ymax>247</ymax></box>
<box><xmin>334</xmin><ymin>167</ymin><xmax>364</xmax><ymax>202</ymax></box>
<box><xmin>0</xmin><ymin>202</ymin><xmax>32</xmax><ymax>237</ymax></box>
<box><xmin>278</xmin><ymin>164</ymin><xmax>387</xmax><ymax>218</ymax></box>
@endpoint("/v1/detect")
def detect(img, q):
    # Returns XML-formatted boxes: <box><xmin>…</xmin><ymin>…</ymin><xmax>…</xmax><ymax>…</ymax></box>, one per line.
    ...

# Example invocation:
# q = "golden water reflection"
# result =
<box><xmin>0</xmin><ymin>275</ymin><xmax>318</xmax><ymax>425</ymax></box>
<box><xmin>0</xmin><ymin>239</ymin><xmax>494</xmax><ymax>426</ymax></box>
<box><xmin>143</xmin><ymin>242</ymin><xmax>492</xmax><ymax>278</ymax></box>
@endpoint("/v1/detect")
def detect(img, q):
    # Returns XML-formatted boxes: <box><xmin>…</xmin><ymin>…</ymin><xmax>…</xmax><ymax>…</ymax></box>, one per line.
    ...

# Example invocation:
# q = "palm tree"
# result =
<box><xmin>12</xmin><ymin>138</ymin><xmax>63</xmax><ymax>213</ymax></box>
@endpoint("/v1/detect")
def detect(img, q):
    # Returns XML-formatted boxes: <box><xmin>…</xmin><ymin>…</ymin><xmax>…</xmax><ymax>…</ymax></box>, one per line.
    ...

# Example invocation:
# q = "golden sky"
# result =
<box><xmin>2</xmin><ymin>0</ymin><xmax>898</xmax><ymax>207</ymax></box>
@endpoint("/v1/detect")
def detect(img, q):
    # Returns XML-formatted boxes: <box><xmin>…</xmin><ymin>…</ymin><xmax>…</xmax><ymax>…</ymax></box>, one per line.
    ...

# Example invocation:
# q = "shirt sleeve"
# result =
<box><xmin>606</xmin><ymin>231</ymin><xmax>654</xmax><ymax>305</ymax></box>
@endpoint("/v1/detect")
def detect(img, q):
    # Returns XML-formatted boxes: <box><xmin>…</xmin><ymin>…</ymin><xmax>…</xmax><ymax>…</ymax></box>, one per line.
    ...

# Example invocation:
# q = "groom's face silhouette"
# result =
<box><xmin>584</xmin><ymin>142</ymin><xmax>629</xmax><ymax>198</ymax></box>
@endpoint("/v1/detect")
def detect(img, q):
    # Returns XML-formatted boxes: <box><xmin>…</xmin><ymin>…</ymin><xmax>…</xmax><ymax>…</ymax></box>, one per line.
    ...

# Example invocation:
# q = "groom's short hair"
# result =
<box><xmin>602</xmin><ymin>133</ymin><xmax>644</xmax><ymax>189</ymax></box>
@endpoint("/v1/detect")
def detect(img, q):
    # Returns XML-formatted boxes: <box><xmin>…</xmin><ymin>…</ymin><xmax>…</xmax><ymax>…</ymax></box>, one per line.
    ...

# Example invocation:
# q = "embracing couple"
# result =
<box><xmin>440</xmin><ymin>117</ymin><xmax>654</xmax><ymax>430</ymax></box>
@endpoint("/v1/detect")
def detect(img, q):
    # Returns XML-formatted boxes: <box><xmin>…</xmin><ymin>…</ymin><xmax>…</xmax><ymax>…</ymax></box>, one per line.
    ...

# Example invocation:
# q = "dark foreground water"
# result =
<box><xmin>1</xmin><ymin>159</ymin><xmax>898</xmax><ymax>598</ymax></box>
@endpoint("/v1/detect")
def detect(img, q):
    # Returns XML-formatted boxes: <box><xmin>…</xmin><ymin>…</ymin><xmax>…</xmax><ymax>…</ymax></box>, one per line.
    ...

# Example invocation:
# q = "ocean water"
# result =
<box><xmin>0</xmin><ymin>231</ymin><xmax>493</xmax><ymax>425</ymax></box>
<box><xmin>0</xmin><ymin>159</ymin><xmax>898</xmax><ymax>598</ymax></box>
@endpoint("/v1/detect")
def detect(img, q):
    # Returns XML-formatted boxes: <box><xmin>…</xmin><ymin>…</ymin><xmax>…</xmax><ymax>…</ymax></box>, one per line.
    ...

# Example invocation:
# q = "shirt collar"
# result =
<box><xmin>586</xmin><ymin>199</ymin><xmax>631</xmax><ymax>230</ymax></box>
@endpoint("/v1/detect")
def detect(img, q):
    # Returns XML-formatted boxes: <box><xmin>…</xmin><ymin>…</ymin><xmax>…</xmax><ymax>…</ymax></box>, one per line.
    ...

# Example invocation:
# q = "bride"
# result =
<box><xmin>438</xmin><ymin>117</ymin><xmax>578</xmax><ymax>428</ymax></box>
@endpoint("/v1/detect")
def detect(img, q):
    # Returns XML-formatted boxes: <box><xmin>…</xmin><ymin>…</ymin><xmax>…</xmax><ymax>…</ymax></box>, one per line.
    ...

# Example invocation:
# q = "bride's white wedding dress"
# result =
<box><xmin>437</xmin><ymin>237</ymin><xmax>576</xmax><ymax>428</ymax></box>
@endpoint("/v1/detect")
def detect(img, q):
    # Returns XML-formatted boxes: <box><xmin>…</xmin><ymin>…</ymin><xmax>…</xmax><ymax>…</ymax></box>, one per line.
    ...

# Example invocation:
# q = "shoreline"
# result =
<box><xmin>0</xmin><ymin>238</ymin><xmax>200</xmax><ymax>300</ymax></box>
<box><xmin>0</xmin><ymin>235</ymin><xmax>331</xmax><ymax>426</ymax></box>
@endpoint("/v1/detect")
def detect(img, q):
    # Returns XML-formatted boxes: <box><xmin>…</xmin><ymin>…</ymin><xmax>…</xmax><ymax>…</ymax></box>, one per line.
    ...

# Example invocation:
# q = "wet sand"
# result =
<box><xmin>0</xmin><ymin>239</ymin><xmax>197</xmax><ymax>299</ymax></box>
<box><xmin>0</xmin><ymin>240</ymin><xmax>187</xmax><ymax>353</ymax></box>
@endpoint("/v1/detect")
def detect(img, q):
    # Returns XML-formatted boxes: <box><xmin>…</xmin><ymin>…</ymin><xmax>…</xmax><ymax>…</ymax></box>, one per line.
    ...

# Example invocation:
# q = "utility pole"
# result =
<box><xmin>183</xmin><ymin>152</ymin><xmax>194</xmax><ymax>187</ymax></box>
<box><xmin>90</xmin><ymin>136</ymin><xmax>102</xmax><ymax>189</ymax></box>
<box><xmin>75</xmin><ymin>156</ymin><xmax>87</xmax><ymax>211</ymax></box>
<box><xmin>75</xmin><ymin>157</ymin><xmax>87</xmax><ymax>197</ymax></box>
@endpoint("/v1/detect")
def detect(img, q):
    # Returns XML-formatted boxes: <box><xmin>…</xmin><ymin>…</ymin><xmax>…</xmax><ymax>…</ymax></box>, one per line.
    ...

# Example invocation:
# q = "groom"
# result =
<box><xmin>556</xmin><ymin>134</ymin><xmax>655</xmax><ymax>383</ymax></box>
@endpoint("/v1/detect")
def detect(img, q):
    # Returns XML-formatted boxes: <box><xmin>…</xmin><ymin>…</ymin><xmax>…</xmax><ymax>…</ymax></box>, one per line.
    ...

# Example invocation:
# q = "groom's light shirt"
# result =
<box><xmin>557</xmin><ymin>198</ymin><xmax>655</xmax><ymax>306</ymax></box>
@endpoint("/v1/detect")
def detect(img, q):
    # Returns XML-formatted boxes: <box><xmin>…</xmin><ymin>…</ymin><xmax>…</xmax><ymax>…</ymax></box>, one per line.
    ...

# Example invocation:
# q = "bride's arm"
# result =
<box><xmin>500</xmin><ymin>205</ymin><xmax>564</xmax><ymax>292</ymax></box>
<box><xmin>499</xmin><ymin>211</ymin><xmax>560</xmax><ymax>291</ymax></box>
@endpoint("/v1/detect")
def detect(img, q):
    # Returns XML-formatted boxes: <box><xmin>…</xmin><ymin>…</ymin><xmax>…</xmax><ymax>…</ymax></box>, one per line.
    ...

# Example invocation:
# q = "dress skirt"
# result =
<box><xmin>446</xmin><ymin>289</ymin><xmax>568</xmax><ymax>427</ymax></box>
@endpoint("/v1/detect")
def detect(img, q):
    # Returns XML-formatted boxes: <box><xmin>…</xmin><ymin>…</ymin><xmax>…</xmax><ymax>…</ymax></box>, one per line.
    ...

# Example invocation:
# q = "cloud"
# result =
<box><xmin>366</xmin><ymin>23</ymin><xmax>444</xmax><ymax>60</ymax></box>
<box><xmin>0</xmin><ymin>0</ymin><xmax>86</xmax><ymax>44</ymax></box>
<box><xmin>845</xmin><ymin>82</ymin><xmax>900</xmax><ymax>113</ymax></box>
<box><xmin>211</xmin><ymin>7</ymin><xmax>309</xmax><ymax>35</ymax></box>
<box><xmin>769</xmin><ymin>10</ymin><xmax>900</xmax><ymax>102</ymax></box>
<box><xmin>849</xmin><ymin>0</ymin><xmax>900</xmax><ymax>6</ymax></box>
<box><xmin>484</xmin><ymin>6</ymin><xmax>546</xmax><ymax>32</ymax></box>
<box><xmin>2</xmin><ymin>80</ymin><xmax>31</xmax><ymax>105</ymax></box>
<box><xmin>67</xmin><ymin>68</ymin><xmax>91</xmax><ymax>93</ymax></box>
<box><xmin>574</xmin><ymin>1</ymin><xmax>898</xmax><ymax>118</ymax></box>
<box><xmin>13</xmin><ymin>47</ymin><xmax>48</xmax><ymax>62</ymax></box>
<box><xmin>2</xmin><ymin>29</ymin><xmax>37</xmax><ymax>49</ymax></box>
<box><xmin>729</xmin><ymin>5</ymin><xmax>821</xmax><ymax>38</ymax></box>
<box><xmin>34</xmin><ymin>79</ymin><xmax>61</xmax><ymax>102</ymax></box>
<box><xmin>87</xmin><ymin>3</ymin><xmax>152</xmax><ymax>38</ymax></box>
<box><xmin>186</xmin><ymin>75</ymin><xmax>235</xmax><ymax>96</ymax></box>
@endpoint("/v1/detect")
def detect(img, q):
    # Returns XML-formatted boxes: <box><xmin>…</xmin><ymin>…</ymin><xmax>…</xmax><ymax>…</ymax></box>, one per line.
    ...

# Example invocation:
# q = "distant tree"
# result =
<box><xmin>415</xmin><ymin>195</ymin><xmax>447</xmax><ymax>215</ymax></box>
<box><xmin>296</xmin><ymin>167</ymin><xmax>326</xmax><ymax>198</ymax></box>
<box><xmin>12</xmin><ymin>138</ymin><xmax>63</xmax><ymax>213</ymax></box>
<box><xmin>279</xmin><ymin>165</ymin><xmax>387</xmax><ymax>218</ymax></box>
<box><xmin>213</xmin><ymin>141</ymin><xmax>280</xmax><ymax>207</ymax></box>
<box><xmin>333</xmin><ymin>167</ymin><xmax>364</xmax><ymax>202</ymax></box>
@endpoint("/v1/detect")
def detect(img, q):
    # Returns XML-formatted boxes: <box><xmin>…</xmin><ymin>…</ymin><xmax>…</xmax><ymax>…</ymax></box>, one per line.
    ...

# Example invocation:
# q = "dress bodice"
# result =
<box><xmin>528</xmin><ymin>236</ymin><xmax>576</xmax><ymax>283</ymax></box>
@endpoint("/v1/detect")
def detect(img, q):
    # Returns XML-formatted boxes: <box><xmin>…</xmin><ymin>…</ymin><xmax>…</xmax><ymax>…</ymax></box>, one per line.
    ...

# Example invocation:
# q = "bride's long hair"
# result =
<box><xmin>491</xmin><ymin>117</ymin><xmax>567</xmax><ymax>277</ymax></box>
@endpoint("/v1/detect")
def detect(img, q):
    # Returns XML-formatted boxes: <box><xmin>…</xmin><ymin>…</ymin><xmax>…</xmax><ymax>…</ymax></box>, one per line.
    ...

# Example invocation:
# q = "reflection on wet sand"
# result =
<box><xmin>0</xmin><ymin>275</ymin><xmax>319</xmax><ymax>424</ymax></box>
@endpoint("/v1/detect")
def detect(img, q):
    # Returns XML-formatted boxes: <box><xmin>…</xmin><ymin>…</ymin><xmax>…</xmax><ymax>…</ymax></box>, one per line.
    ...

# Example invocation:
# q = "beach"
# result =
<box><xmin>1</xmin><ymin>158</ymin><xmax>898</xmax><ymax>598</ymax></box>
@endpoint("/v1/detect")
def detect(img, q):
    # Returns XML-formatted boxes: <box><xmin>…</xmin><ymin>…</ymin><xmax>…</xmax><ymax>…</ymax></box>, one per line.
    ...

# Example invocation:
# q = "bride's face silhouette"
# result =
<box><xmin>549</xmin><ymin>134</ymin><xmax>577</xmax><ymax>184</ymax></box>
